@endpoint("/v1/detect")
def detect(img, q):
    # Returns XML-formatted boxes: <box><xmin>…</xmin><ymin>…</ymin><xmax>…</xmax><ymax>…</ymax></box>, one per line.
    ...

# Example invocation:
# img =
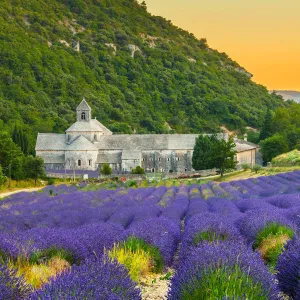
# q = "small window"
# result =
<box><xmin>167</xmin><ymin>158</ymin><xmax>170</xmax><ymax>161</ymax></box>
<box><xmin>176</xmin><ymin>157</ymin><xmax>180</xmax><ymax>161</ymax></box>
<box><xmin>78</xmin><ymin>160</ymin><xmax>81</xmax><ymax>167</ymax></box>
<box><xmin>152</xmin><ymin>168</ymin><xmax>155</xmax><ymax>172</ymax></box>
<box><xmin>81</xmin><ymin>112</ymin><xmax>86</xmax><ymax>120</ymax></box>
<box><xmin>142</xmin><ymin>158</ymin><xmax>145</xmax><ymax>162</ymax></box>
<box><xmin>158</xmin><ymin>158</ymin><xmax>161</xmax><ymax>161</ymax></box>
<box><xmin>88</xmin><ymin>159</ymin><xmax>92</xmax><ymax>166</ymax></box>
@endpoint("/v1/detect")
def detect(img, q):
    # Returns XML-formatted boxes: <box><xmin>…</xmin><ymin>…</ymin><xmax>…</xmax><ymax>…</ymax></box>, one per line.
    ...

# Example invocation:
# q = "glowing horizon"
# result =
<box><xmin>145</xmin><ymin>0</ymin><xmax>300</xmax><ymax>91</ymax></box>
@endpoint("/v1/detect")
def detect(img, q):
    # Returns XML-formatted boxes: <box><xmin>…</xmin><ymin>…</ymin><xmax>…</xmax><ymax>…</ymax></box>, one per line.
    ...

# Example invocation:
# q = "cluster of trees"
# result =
<box><xmin>192</xmin><ymin>135</ymin><xmax>237</xmax><ymax>176</ymax></box>
<box><xmin>0</xmin><ymin>131</ymin><xmax>45</xmax><ymax>186</ymax></box>
<box><xmin>100</xmin><ymin>164</ymin><xmax>145</xmax><ymax>176</ymax></box>
<box><xmin>131</xmin><ymin>166</ymin><xmax>145</xmax><ymax>174</ymax></box>
<box><xmin>0</xmin><ymin>0</ymin><xmax>290</xmax><ymax>154</ymax></box>
<box><xmin>259</xmin><ymin>103</ymin><xmax>300</xmax><ymax>163</ymax></box>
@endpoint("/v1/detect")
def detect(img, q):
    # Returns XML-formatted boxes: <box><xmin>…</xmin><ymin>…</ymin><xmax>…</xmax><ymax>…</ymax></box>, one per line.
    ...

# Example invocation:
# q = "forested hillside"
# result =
<box><xmin>0</xmin><ymin>0</ymin><xmax>287</xmax><ymax>153</ymax></box>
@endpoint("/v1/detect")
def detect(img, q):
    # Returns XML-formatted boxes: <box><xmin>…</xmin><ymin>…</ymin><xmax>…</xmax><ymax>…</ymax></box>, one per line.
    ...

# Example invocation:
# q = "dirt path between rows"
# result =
<box><xmin>0</xmin><ymin>187</ymin><xmax>44</xmax><ymax>199</ymax></box>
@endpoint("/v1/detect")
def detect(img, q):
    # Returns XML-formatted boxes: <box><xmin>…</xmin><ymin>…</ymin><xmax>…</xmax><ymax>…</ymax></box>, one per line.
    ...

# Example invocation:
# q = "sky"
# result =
<box><xmin>145</xmin><ymin>0</ymin><xmax>300</xmax><ymax>91</ymax></box>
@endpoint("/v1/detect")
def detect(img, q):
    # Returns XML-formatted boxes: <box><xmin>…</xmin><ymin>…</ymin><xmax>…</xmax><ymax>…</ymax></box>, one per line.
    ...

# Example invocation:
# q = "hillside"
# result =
<box><xmin>273</xmin><ymin>90</ymin><xmax>300</xmax><ymax>103</ymax></box>
<box><xmin>272</xmin><ymin>150</ymin><xmax>300</xmax><ymax>167</ymax></box>
<box><xmin>0</xmin><ymin>0</ymin><xmax>287</xmax><ymax>152</ymax></box>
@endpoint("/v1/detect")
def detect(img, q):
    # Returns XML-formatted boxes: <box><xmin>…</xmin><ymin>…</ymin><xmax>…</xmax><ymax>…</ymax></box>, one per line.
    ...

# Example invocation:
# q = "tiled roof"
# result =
<box><xmin>94</xmin><ymin>134</ymin><xmax>200</xmax><ymax>150</ymax></box>
<box><xmin>66</xmin><ymin>119</ymin><xmax>112</xmax><ymax>134</ymax></box>
<box><xmin>35</xmin><ymin>134</ymin><xmax>66</xmax><ymax>151</ymax></box>
<box><xmin>66</xmin><ymin>135</ymin><xmax>98</xmax><ymax>151</ymax></box>
<box><xmin>97</xmin><ymin>152</ymin><xmax>121</xmax><ymax>163</ymax></box>
<box><xmin>234</xmin><ymin>139</ymin><xmax>258</xmax><ymax>152</ymax></box>
<box><xmin>36</xmin><ymin>133</ymin><xmax>258</xmax><ymax>153</ymax></box>
<box><xmin>76</xmin><ymin>98</ymin><xmax>91</xmax><ymax>111</ymax></box>
<box><xmin>122</xmin><ymin>150</ymin><xmax>141</xmax><ymax>159</ymax></box>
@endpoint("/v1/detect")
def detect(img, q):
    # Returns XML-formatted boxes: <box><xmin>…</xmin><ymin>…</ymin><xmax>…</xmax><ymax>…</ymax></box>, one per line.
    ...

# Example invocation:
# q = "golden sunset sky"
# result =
<box><xmin>145</xmin><ymin>0</ymin><xmax>300</xmax><ymax>91</ymax></box>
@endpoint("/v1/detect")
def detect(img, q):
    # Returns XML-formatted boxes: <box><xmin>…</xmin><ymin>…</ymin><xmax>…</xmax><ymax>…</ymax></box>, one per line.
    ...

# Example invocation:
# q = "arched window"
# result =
<box><xmin>78</xmin><ymin>160</ymin><xmax>81</xmax><ymax>167</ymax></box>
<box><xmin>81</xmin><ymin>112</ymin><xmax>86</xmax><ymax>120</ymax></box>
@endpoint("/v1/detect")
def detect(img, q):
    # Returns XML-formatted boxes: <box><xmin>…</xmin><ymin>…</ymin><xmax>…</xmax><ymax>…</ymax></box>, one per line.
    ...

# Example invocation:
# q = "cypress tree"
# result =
<box><xmin>259</xmin><ymin>109</ymin><xmax>273</xmax><ymax>141</ymax></box>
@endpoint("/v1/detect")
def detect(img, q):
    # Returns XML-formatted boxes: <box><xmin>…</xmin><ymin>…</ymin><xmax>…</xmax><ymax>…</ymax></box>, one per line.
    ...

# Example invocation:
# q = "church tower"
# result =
<box><xmin>76</xmin><ymin>98</ymin><xmax>91</xmax><ymax>122</ymax></box>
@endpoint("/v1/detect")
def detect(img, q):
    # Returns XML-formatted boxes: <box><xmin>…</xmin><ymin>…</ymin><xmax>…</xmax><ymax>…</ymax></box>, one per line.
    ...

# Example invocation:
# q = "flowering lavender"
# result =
<box><xmin>168</xmin><ymin>241</ymin><xmax>279</xmax><ymax>300</ymax></box>
<box><xmin>277</xmin><ymin>238</ymin><xmax>300</xmax><ymax>298</ymax></box>
<box><xmin>28</xmin><ymin>258</ymin><xmax>141</xmax><ymax>300</ymax></box>
<box><xmin>237</xmin><ymin>208</ymin><xmax>296</xmax><ymax>245</ymax></box>
<box><xmin>124</xmin><ymin>217</ymin><xmax>181</xmax><ymax>267</ymax></box>
<box><xmin>180</xmin><ymin>212</ymin><xmax>244</xmax><ymax>260</ymax></box>
<box><xmin>0</xmin><ymin>263</ymin><xmax>31</xmax><ymax>300</ymax></box>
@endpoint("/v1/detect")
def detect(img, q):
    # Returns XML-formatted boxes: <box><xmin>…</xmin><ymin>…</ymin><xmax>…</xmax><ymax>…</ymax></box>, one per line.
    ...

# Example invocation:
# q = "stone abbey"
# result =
<box><xmin>35</xmin><ymin>99</ymin><xmax>259</xmax><ymax>173</ymax></box>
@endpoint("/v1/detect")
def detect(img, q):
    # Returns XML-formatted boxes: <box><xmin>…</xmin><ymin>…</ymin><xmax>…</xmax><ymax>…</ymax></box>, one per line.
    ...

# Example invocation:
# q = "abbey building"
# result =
<box><xmin>35</xmin><ymin>99</ymin><xmax>259</xmax><ymax>173</ymax></box>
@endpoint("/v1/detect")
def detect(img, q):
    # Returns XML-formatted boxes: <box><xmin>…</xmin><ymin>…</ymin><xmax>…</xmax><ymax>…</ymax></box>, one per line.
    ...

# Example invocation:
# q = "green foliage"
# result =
<box><xmin>259</xmin><ymin>109</ymin><xmax>273</xmax><ymax>140</ymax></box>
<box><xmin>100</xmin><ymin>163</ymin><xmax>112</xmax><ymax>176</ymax></box>
<box><xmin>131</xmin><ymin>166</ymin><xmax>145</xmax><ymax>174</ymax></box>
<box><xmin>260</xmin><ymin>134</ymin><xmax>289</xmax><ymax>163</ymax></box>
<box><xmin>192</xmin><ymin>134</ymin><xmax>237</xmax><ymax>176</ymax></box>
<box><xmin>29</xmin><ymin>247</ymin><xmax>75</xmax><ymax>265</ymax></box>
<box><xmin>241</xmin><ymin>163</ymin><xmax>250</xmax><ymax>171</ymax></box>
<box><xmin>24</xmin><ymin>155</ymin><xmax>45</xmax><ymax>185</ymax></box>
<box><xmin>47</xmin><ymin>178</ymin><xmax>55</xmax><ymax>185</ymax></box>
<box><xmin>0</xmin><ymin>0</ymin><xmax>289</xmax><ymax>150</ymax></box>
<box><xmin>193</xmin><ymin>230</ymin><xmax>227</xmax><ymax>245</ymax></box>
<box><xmin>213</xmin><ymin>135</ymin><xmax>237</xmax><ymax>176</ymax></box>
<box><xmin>125</xmin><ymin>180</ymin><xmax>137</xmax><ymax>187</ymax></box>
<box><xmin>0</xmin><ymin>164</ymin><xmax>6</xmax><ymax>185</ymax></box>
<box><xmin>271</xmin><ymin>150</ymin><xmax>300</xmax><ymax>166</ymax></box>
<box><xmin>252</xmin><ymin>164</ymin><xmax>263</xmax><ymax>173</ymax></box>
<box><xmin>262</xmin><ymin>103</ymin><xmax>300</xmax><ymax>152</ymax></box>
<box><xmin>253</xmin><ymin>223</ymin><xmax>294</xmax><ymax>268</ymax></box>
<box><xmin>12</xmin><ymin>125</ymin><xmax>30</xmax><ymax>155</ymax></box>
<box><xmin>121</xmin><ymin>236</ymin><xmax>163</xmax><ymax>273</ymax></box>
<box><xmin>0</xmin><ymin>131</ymin><xmax>25</xmax><ymax>180</ymax></box>
<box><xmin>108</xmin><ymin>236</ymin><xmax>163</xmax><ymax>281</ymax></box>
<box><xmin>192</xmin><ymin>135</ymin><xmax>214</xmax><ymax>170</ymax></box>
<box><xmin>181</xmin><ymin>264</ymin><xmax>267</xmax><ymax>300</ymax></box>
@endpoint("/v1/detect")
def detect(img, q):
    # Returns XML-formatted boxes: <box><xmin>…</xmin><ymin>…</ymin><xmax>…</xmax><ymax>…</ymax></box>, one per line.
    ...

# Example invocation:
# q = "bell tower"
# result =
<box><xmin>76</xmin><ymin>98</ymin><xmax>91</xmax><ymax>122</ymax></box>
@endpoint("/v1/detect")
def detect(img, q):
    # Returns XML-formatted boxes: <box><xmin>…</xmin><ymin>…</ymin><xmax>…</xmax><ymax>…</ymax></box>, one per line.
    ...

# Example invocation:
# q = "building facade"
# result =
<box><xmin>36</xmin><ymin>99</ymin><xmax>259</xmax><ymax>173</ymax></box>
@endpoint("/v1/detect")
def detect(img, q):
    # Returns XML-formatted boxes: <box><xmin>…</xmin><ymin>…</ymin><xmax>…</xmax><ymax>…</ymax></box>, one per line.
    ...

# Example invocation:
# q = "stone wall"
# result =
<box><xmin>65</xmin><ymin>150</ymin><xmax>98</xmax><ymax>170</ymax></box>
<box><xmin>236</xmin><ymin>149</ymin><xmax>256</xmax><ymax>167</ymax></box>
<box><xmin>141</xmin><ymin>150</ymin><xmax>193</xmax><ymax>173</ymax></box>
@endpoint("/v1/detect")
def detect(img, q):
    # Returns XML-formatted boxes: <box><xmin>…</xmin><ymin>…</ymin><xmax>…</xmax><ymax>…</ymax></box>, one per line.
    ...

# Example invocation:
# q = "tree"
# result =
<box><xmin>0</xmin><ymin>132</ymin><xmax>24</xmax><ymax>180</ymax></box>
<box><xmin>12</xmin><ymin>125</ymin><xmax>29</xmax><ymax>155</ymax></box>
<box><xmin>212</xmin><ymin>135</ymin><xmax>237</xmax><ymax>177</ymax></box>
<box><xmin>0</xmin><ymin>164</ymin><xmax>6</xmax><ymax>185</ymax></box>
<box><xmin>24</xmin><ymin>156</ymin><xmax>45</xmax><ymax>186</ymax></box>
<box><xmin>260</xmin><ymin>134</ymin><xmax>289</xmax><ymax>164</ymax></box>
<box><xmin>100</xmin><ymin>163</ymin><xmax>112</xmax><ymax>176</ymax></box>
<box><xmin>140</xmin><ymin>1</ymin><xmax>147</xmax><ymax>10</ymax></box>
<box><xmin>252</xmin><ymin>164</ymin><xmax>263</xmax><ymax>174</ymax></box>
<box><xmin>131</xmin><ymin>166</ymin><xmax>145</xmax><ymax>174</ymax></box>
<box><xmin>259</xmin><ymin>109</ymin><xmax>273</xmax><ymax>141</ymax></box>
<box><xmin>192</xmin><ymin>134</ymin><xmax>237</xmax><ymax>177</ymax></box>
<box><xmin>192</xmin><ymin>135</ymin><xmax>215</xmax><ymax>170</ymax></box>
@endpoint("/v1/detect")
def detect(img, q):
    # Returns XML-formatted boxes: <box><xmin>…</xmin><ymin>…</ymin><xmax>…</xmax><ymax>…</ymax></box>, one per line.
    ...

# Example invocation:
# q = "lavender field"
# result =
<box><xmin>1</xmin><ymin>171</ymin><xmax>300</xmax><ymax>299</ymax></box>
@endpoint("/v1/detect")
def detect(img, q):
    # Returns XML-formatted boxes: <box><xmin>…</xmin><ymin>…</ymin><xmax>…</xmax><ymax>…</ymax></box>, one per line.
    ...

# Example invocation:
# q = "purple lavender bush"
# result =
<box><xmin>180</xmin><ymin>212</ymin><xmax>244</xmax><ymax>260</ymax></box>
<box><xmin>28</xmin><ymin>258</ymin><xmax>141</xmax><ymax>300</ymax></box>
<box><xmin>0</xmin><ymin>264</ymin><xmax>31</xmax><ymax>300</ymax></box>
<box><xmin>125</xmin><ymin>217</ymin><xmax>181</xmax><ymax>267</ymax></box>
<box><xmin>168</xmin><ymin>241</ymin><xmax>279</xmax><ymax>300</ymax></box>
<box><xmin>277</xmin><ymin>238</ymin><xmax>300</xmax><ymax>299</ymax></box>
